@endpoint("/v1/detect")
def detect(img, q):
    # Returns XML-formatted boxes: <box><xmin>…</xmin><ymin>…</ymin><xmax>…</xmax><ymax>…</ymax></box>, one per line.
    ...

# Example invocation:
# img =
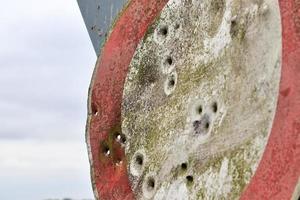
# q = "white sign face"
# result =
<box><xmin>122</xmin><ymin>0</ymin><xmax>281</xmax><ymax>199</ymax></box>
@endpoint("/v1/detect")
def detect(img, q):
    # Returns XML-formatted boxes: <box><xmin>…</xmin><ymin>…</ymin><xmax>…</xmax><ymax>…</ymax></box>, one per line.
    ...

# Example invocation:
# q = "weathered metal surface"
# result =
<box><xmin>122</xmin><ymin>0</ymin><xmax>281</xmax><ymax>199</ymax></box>
<box><xmin>84</xmin><ymin>0</ymin><xmax>300</xmax><ymax>199</ymax></box>
<box><xmin>77</xmin><ymin>0</ymin><xmax>129</xmax><ymax>55</ymax></box>
<box><xmin>241</xmin><ymin>0</ymin><xmax>300</xmax><ymax>199</ymax></box>
<box><xmin>86</xmin><ymin>1</ymin><xmax>169</xmax><ymax>199</ymax></box>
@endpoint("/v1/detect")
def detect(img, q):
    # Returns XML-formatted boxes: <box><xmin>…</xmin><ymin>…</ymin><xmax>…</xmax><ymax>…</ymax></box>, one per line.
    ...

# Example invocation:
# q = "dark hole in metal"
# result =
<box><xmin>205</xmin><ymin>122</ymin><xmax>210</xmax><ymax>129</ymax></box>
<box><xmin>102</xmin><ymin>143</ymin><xmax>110</xmax><ymax>156</ymax></box>
<box><xmin>115</xmin><ymin>132</ymin><xmax>126</xmax><ymax>144</ymax></box>
<box><xmin>198</xmin><ymin>105</ymin><xmax>203</xmax><ymax>114</ymax></box>
<box><xmin>159</xmin><ymin>26</ymin><xmax>168</xmax><ymax>36</ymax></box>
<box><xmin>193</xmin><ymin>114</ymin><xmax>210</xmax><ymax>135</ymax></box>
<box><xmin>147</xmin><ymin>177</ymin><xmax>155</xmax><ymax>190</ymax></box>
<box><xmin>181</xmin><ymin>163</ymin><xmax>188</xmax><ymax>170</ymax></box>
<box><xmin>212</xmin><ymin>102</ymin><xmax>218</xmax><ymax>113</ymax></box>
<box><xmin>186</xmin><ymin>175</ymin><xmax>194</xmax><ymax>183</ymax></box>
<box><xmin>169</xmin><ymin>78</ymin><xmax>175</xmax><ymax>87</ymax></box>
<box><xmin>135</xmin><ymin>154</ymin><xmax>144</xmax><ymax>166</ymax></box>
<box><xmin>91</xmin><ymin>102</ymin><xmax>98</xmax><ymax>115</ymax></box>
<box><xmin>166</xmin><ymin>56</ymin><xmax>173</xmax><ymax>65</ymax></box>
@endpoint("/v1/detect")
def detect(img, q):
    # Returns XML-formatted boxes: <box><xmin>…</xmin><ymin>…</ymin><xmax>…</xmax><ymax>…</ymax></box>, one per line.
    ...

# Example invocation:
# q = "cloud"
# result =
<box><xmin>0</xmin><ymin>0</ymin><xmax>96</xmax><ymax>199</ymax></box>
<box><xmin>0</xmin><ymin>0</ymin><xmax>96</xmax><ymax>141</ymax></box>
<box><xmin>0</xmin><ymin>139</ymin><xmax>93</xmax><ymax>200</ymax></box>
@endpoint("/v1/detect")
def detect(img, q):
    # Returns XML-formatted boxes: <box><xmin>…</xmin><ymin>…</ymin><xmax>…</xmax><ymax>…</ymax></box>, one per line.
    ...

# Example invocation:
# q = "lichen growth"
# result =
<box><xmin>121</xmin><ymin>0</ymin><xmax>281</xmax><ymax>199</ymax></box>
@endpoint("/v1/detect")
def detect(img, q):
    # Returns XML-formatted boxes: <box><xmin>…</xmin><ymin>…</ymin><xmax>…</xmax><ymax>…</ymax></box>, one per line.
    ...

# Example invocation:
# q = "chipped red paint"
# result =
<box><xmin>88</xmin><ymin>0</ymin><xmax>300</xmax><ymax>199</ymax></box>
<box><xmin>88</xmin><ymin>0</ymin><xmax>169</xmax><ymax>199</ymax></box>
<box><xmin>241</xmin><ymin>0</ymin><xmax>300</xmax><ymax>199</ymax></box>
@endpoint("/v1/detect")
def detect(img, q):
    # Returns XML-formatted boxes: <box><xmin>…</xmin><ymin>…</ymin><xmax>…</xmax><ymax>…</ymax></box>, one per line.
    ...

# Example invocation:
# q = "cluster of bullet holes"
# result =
<box><xmin>133</xmin><ymin>22</ymin><xmax>182</xmax><ymax>198</ymax></box>
<box><xmin>192</xmin><ymin>102</ymin><xmax>218</xmax><ymax>136</ymax></box>
<box><xmin>180</xmin><ymin>162</ymin><xmax>194</xmax><ymax>186</ymax></box>
<box><xmin>99</xmin><ymin>131</ymin><xmax>127</xmax><ymax>166</ymax></box>
<box><xmin>156</xmin><ymin>23</ymin><xmax>180</xmax><ymax>96</ymax></box>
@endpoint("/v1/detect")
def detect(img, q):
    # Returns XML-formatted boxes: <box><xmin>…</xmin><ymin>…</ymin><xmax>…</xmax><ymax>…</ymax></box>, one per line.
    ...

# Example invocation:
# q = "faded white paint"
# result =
<box><xmin>122</xmin><ymin>0</ymin><xmax>282</xmax><ymax>199</ymax></box>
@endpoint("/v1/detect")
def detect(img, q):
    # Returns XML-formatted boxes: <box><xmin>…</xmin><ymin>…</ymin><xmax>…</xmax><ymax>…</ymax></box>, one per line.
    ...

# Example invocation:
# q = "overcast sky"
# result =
<box><xmin>0</xmin><ymin>0</ymin><xmax>96</xmax><ymax>199</ymax></box>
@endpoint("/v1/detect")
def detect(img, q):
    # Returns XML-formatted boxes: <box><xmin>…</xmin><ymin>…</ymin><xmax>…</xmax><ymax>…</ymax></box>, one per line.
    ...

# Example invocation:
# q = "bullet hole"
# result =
<box><xmin>162</xmin><ymin>56</ymin><xmax>174</xmax><ymax>73</ymax></box>
<box><xmin>205</xmin><ymin>122</ymin><xmax>210</xmax><ymax>129</ymax></box>
<box><xmin>186</xmin><ymin>175</ymin><xmax>194</xmax><ymax>183</ymax></box>
<box><xmin>168</xmin><ymin>74</ymin><xmax>176</xmax><ymax>88</ymax></box>
<box><xmin>181</xmin><ymin>163</ymin><xmax>188</xmax><ymax>170</ymax></box>
<box><xmin>193</xmin><ymin>120</ymin><xmax>202</xmax><ymax>132</ymax></box>
<box><xmin>169</xmin><ymin>77</ymin><xmax>175</xmax><ymax>88</ymax></box>
<box><xmin>164</xmin><ymin>72</ymin><xmax>177</xmax><ymax>96</ymax></box>
<box><xmin>146</xmin><ymin>177</ymin><xmax>156</xmax><ymax>191</ymax></box>
<box><xmin>165</xmin><ymin>56</ymin><xmax>173</xmax><ymax>66</ymax></box>
<box><xmin>131</xmin><ymin>152</ymin><xmax>145</xmax><ymax>176</ymax></box>
<box><xmin>115</xmin><ymin>132</ymin><xmax>126</xmax><ymax>145</ymax></box>
<box><xmin>212</xmin><ymin>102</ymin><xmax>218</xmax><ymax>113</ymax></box>
<box><xmin>159</xmin><ymin>25</ymin><xmax>168</xmax><ymax>37</ymax></box>
<box><xmin>230</xmin><ymin>16</ymin><xmax>238</xmax><ymax>37</ymax></box>
<box><xmin>143</xmin><ymin>175</ymin><xmax>157</xmax><ymax>198</ymax></box>
<box><xmin>91</xmin><ymin>102</ymin><xmax>98</xmax><ymax>116</ymax></box>
<box><xmin>197</xmin><ymin>105</ymin><xmax>203</xmax><ymax>114</ymax></box>
<box><xmin>101</xmin><ymin>143</ymin><xmax>110</xmax><ymax>157</ymax></box>
<box><xmin>193</xmin><ymin>114</ymin><xmax>210</xmax><ymax>135</ymax></box>
<box><xmin>135</xmin><ymin>154</ymin><xmax>144</xmax><ymax>166</ymax></box>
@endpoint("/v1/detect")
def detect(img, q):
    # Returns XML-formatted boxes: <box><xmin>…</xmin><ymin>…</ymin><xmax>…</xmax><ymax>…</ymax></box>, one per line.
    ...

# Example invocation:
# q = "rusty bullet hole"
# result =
<box><xmin>91</xmin><ymin>103</ymin><xmax>98</xmax><ymax>116</ymax></box>
<box><xmin>159</xmin><ymin>26</ymin><xmax>168</xmax><ymax>36</ymax></box>
<box><xmin>115</xmin><ymin>158</ymin><xmax>123</xmax><ymax>166</ymax></box>
<box><xmin>102</xmin><ymin>143</ymin><xmax>110</xmax><ymax>157</ymax></box>
<box><xmin>212</xmin><ymin>102</ymin><xmax>218</xmax><ymax>113</ymax></box>
<box><xmin>181</xmin><ymin>163</ymin><xmax>188</xmax><ymax>170</ymax></box>
<box><xmin>186</xmin><ymin>175</ymin><xmax>194</xmax><ymax>183</ymax></box>
<box><xmin>146</xmin><ymin>177</ymin><xmax>155</xmax><ymax>191</ymax></box>
<box><xmin>115</xmin><ymin>132</ymin><xmax>126</xmax><ymax>144</ymax></box>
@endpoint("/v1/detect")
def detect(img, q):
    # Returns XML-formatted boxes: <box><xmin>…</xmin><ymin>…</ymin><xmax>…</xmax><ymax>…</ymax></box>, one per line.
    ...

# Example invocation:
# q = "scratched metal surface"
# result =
<box><xmin>77</xmin><ymin>0</ymin><xmax>129</xmax><ymax>55</ymax></box>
